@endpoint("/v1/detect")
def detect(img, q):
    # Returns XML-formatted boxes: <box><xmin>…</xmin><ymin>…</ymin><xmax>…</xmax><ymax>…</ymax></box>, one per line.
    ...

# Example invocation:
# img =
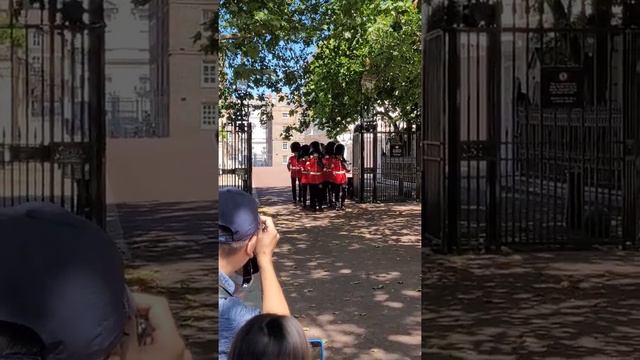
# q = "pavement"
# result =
<box><xmin>424</xmin><ymin>250</ymin><xmax>640</xmax><ymax>359</ymax></box>
<box><xmin>253</xmin><ymin>167</ymin><xmax>421</xmax><ymax>359</ymax></box>
<box><xmin>107</xmin><ymin>201</ymin><xmax>217</xmax><ymax>359</ymax></box>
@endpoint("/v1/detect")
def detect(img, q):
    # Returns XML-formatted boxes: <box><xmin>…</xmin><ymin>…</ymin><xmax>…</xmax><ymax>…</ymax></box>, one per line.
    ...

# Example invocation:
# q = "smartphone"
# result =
<box><xmin>309</xmin><ymin>338</ymin><xmax>325</xmax><ymax>360</ymax></box>
<box><xmin>242</xmin><ymin>222</ymin><xmax>268</xmax><ymax>286</ymax></box>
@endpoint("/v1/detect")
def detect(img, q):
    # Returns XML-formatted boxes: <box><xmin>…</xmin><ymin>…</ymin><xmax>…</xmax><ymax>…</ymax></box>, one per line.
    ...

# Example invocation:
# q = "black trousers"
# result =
<box><xmin>309</xmin><ymin>184</ymin><xmax>323</xmax><ymax>210</ymax></box>
<box><xmin>332</xmin><ymin>183</ymin><xmax>347</xmax><ymax>207</ymax></box>
<box><xmin>323</xmin><ymin>181</ymin><xmax>332</xmax><ymax>206</ymax></box>
<box><xmin>300</xmin><ymin>183</ymin><xmax>308</xmax><ymax>207</ymax></box>
<box><xmin>290</xmin><ymin>177</ymin><xmax>297</xmax><ymax>203</ymax></box>
<box><xmin>297</xmin><ymin>178</ymin><xmax>303</xmax><ymax>203</ymax></box>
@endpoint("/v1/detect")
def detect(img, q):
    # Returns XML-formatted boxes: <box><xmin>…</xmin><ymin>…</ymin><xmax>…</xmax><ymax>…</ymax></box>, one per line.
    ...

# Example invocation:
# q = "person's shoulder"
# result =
<box><xmin>219</xmin><ymin>297</ymin><xmax>260</xmax><ymax>322</ymax></box>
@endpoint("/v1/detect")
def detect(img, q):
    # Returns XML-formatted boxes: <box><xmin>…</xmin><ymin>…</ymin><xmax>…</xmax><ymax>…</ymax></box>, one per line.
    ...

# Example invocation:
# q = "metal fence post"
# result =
<box><xmin>88</xmin><ymin>0</ymin><xmax>106</xmax><ymax>229</ymax></box>
<box><xmin>246</xmin><ymin>105</ymin><xmax>253</xmax><ymax>195</ymax></box>
<box><xmin>446</xmin><ymin>29</ymin><xmax>461</xmax><ymax>253</ymax></box>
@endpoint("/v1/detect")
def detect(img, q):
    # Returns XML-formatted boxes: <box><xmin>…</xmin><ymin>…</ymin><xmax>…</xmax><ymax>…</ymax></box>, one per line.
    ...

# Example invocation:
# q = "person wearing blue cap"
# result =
<box><xmin>219</xmin><ymin>188</ymin><xmax>291</xmax><ymax>360</ymax></box>
<box><xmin>0</xmin><ymin>202</ymin><xmax>192</xmax><ymax>360</ymax></box>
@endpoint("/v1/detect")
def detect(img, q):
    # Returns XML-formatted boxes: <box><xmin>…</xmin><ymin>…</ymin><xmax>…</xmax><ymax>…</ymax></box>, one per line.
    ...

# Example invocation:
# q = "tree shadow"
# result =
<box><xmin>424</xmin><ymin>251</ymin><xmax>640</xmax><ymax>359</ymax></box>
<box><xmin>256</xmin><ymin>186</ymin><xmax>422</xmax><ymax>359</ymax></box>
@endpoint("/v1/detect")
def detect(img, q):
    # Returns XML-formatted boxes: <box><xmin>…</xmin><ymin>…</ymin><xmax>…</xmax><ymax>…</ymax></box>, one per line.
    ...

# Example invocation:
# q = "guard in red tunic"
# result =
<box><xmin>322</xmin><ymin>141</ymin><xmax>336</xmax><ymax>208</ymax></box>
<box><xmin>287</xmin><ymin>142</ymin><xmax>302</xmax><ymax>205</ymax></box>
<box><xmin>307</xmin><ymin>141</ymin><xmax>324</xmax><ymax>212</ymax></box>
<box><xmin>332</xmin><ymin>143</ymin><xmax>350</xmax><ymax>210</ymax></box>
<box><xmin>298</xmin><ymin>144</ymin><xmax>311</xmax><ymax>209</ymax></box>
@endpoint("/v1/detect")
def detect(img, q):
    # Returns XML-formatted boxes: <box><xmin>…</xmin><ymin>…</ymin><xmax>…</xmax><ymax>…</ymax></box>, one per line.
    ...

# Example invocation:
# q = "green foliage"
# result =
<box><xmin>219</xmin><ymin>0</ymin><xmax>325</xmax><ymax>92</ymax></box>
<box><xmin>293</xmin><ymin>0</ymin><xmax>421</xmax><ymax>139</ymax></box>
<box><xmin>0</xmin><ymin>17</ymin><xmax>26</xmax><ymax>48</ymax></box>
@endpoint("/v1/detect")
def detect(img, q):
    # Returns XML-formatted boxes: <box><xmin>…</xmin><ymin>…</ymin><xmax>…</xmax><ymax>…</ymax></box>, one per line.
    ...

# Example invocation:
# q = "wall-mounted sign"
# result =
<box><xmin>390</xmin><ymin>144</ymin><xmax>404</xmax><ymax>157</ymax></box>
<box><xmin>541</xmin><ymin>66</ymin><xmax>584</xmax><ymax>108</ymax></box>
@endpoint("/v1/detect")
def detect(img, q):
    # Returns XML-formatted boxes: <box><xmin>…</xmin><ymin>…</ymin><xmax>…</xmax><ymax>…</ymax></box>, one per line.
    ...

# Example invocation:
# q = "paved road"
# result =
<box><xmin>255</xmin><ymin>186</ymin><xmax>421</xmax><ymax>359</ymax></box>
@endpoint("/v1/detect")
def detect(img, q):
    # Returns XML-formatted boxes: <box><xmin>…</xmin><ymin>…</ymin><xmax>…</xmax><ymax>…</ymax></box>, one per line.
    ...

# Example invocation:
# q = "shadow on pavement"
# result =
<box><xmin>424</xmin><ymin>251</ymin><xmax>640</xmax><ymax>359</ymax></box>
<box><xmin>256</xmin><ymin>186</ymin><xmax>422</xmax><ymax>359</ymax></box>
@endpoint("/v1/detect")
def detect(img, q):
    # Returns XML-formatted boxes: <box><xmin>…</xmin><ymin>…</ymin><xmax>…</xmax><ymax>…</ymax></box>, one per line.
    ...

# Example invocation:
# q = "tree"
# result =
<box><xmin>292</xmin><ymin>0</ymin><xmax>422</xmax><ymax>139</ymax></box>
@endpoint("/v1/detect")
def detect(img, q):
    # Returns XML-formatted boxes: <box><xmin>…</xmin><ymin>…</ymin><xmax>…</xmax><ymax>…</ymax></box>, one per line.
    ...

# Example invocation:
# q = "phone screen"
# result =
<box><xmin>309</xmin><ymin>339</ymin><xmax>325</xmax><ymax>360</ymax></box>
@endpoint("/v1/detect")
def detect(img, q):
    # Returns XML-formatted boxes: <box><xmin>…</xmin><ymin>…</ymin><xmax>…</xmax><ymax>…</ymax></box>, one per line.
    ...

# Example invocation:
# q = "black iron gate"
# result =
<box><xmin>422</xmin><ymin>1</ymin><xmax>640</xmax><ymax>252</ymax></box>
<box><xmin>0</xmin><ymin>0</ymin><xmax>106</xmax><ymax>227</ymax></box>
<box><xmin>219</xmin><ymin>95</ymin><xmax>252</xmax><ymax>193</ymax></box>
<box><xmin>352</xmin><ymin>120</ymin><xmax>418</xmax><ymax>202</ymax></box>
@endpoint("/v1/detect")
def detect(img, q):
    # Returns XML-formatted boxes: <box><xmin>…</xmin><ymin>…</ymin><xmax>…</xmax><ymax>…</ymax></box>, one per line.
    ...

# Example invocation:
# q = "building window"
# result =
<box><xmin>282</xmin><ymin>112</ymin><xmax>289</xmax><ymax>118</ymax></box>
<box><xmin>30</xmin><ymin>55</ymin><xmax>41</xmax><ymax>75</ymax></box>
<box><xmin>201</xmin><ymin>62</ymin><xmax>216</xmax><ymax>88</ymax></box>
<box><xmin>282</xmin><ymin>155</ymin><xmax>288</xmax><ymax>165</ymax></box>
<box><xmin>201</xmin><ymin>103</ymin><xmax>216</xmax><ymax>129</ymax></box>
<box><xmin>282</xmin><ymin>142</ymin><xmax>288</xmax><ymax>150</ymax></box>
<box><xmin>30</xmin><ymin>55</ymin><xmax>41</xmax><ymax>66</ymax></box>
<box><xmin>31</xmin><ymin>31</ymin><xmax>42</xmax><ymax>47</ymax></box>
<box><xmin>202</xmin><ymin>9</ymin><xmax>215</xmax><ymax>31</ymax></box>
<box><xmin>31</xmin><ymin>100</ymin><xmax>41</xmax><ymax>117</ymax></box>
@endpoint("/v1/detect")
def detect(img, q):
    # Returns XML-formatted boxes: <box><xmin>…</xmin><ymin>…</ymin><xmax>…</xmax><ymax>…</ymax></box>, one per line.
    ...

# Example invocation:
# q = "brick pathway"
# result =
<box><xmin>255</xmin><ymin>185</ymin><xmax>421</xmax><ymax>359</ymax></box>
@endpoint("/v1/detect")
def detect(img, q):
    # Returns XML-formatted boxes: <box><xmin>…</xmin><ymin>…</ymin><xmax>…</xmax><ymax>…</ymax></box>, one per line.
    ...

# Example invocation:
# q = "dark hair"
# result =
<box><xmin>335</xmin><ymin>143</ymin><xmax>346</xmax><ymax>159</ymax></box>
<box><xmin>298</xmin><ymin>144</ymin><xmax>310</xmax><ymax>161</ymax></box>
<box><xmin>229</xmin><ymin>314</ymin><xmax>310</xmax><ymax>360</ymax></box>
<box><xmin>324</xmin><ymin>141</ymin><xmax>336</xmax><ymax>156</ymax></box>
<box><xmin>290</xmin><ymin>142</ymin><xmax>301</xmax><ymax>153</ymax></box>
<box><xmin>0</xmin><ymin>321</ymin><xmax>45</xmax><ymax>359</ymax></box>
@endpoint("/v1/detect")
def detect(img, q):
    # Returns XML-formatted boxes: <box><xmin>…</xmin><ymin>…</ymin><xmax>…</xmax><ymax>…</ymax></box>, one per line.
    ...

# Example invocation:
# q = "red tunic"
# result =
<box><xmin>288</xmin><ymin>155</ymin><xmax>301</xmax><ymax>178</ymax></box>
<box><xmin>306</xmin><ymin>155</ymin><xmax>323</xmax><ymax>185</ymax></box>
<box><xmin>300</xmin><ymin>157</ymin><xmax>310</xmax><ymax>185</ymax></box>
<box><xmin>332</xmin><ymin>157</ymin><xmax>348</xmax><ymax>185</ymax></box>
<box><xmin>322</xmin><ymin>155</ymin><xmax>334</xmax><ymax>183</ymax></box>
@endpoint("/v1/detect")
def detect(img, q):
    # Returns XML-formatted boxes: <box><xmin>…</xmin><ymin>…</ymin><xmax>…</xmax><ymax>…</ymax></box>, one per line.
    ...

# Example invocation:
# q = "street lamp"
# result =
<box><xmin>360</xmin><ymin>72</ymin><xmax>377</xmax><ymax>131</ymax></box>
<box><xmin>234</xmin><ymin>79</ymin><xmax>252</xmax><ymax>193</ymax></box>
<box><xmin>361</xmin><ymin>72</ymin><xmax>376</xmax><ymax>94</ymax></box>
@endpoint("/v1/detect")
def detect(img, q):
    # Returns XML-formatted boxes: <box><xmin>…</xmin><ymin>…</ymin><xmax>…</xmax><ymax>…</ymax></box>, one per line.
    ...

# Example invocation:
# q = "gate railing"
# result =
<box><xmin>352</xmin><ymin>122</ymin><xmax>418</xmax><ymax>203</ymax></box>
<box><xmin>421</xmin><ymin>24</ymin><xmax>640</xmax><ymax>252</ymax></box>
<box><xmin>218</xmin><ymin>119</ymin><xmax>252</xmax><ymax>194</ymax></box>
<box><xmin>0</xmin><ymin>0</ymin><xmax>106</xmax><ymax>227</ymax></box>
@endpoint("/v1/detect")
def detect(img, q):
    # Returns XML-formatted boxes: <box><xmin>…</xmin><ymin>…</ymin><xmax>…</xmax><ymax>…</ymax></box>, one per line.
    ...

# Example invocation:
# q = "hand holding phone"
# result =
<box><xmin>254</xmin><ymin>216</ymin><xmax>280</xmax><ymax>262</ymax></box>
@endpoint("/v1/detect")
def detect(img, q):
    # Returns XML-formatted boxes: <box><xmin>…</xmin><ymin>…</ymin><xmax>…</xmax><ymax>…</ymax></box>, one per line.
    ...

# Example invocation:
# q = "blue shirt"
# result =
<box><xmin>219</xmin><ymin>271</ymin><xmax>260</xmax><ymax>360</ymax></box>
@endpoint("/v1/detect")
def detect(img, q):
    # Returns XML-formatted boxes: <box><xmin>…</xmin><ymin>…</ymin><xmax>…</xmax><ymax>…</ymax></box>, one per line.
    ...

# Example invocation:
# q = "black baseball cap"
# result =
<box><xmin>219</xmin><ymin>188</ymin><xmax>260</xmax><ymax>243</ymax></box>
<box><xmin>0</xmin><ymin>202</ymin><xmax>132</xmax><ymax>360</ymax></box>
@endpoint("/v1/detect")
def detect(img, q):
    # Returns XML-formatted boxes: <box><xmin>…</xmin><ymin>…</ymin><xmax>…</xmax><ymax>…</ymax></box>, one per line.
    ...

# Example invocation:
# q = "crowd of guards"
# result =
<box><xmin>287</xmin><ymin>141</ymin><xmax>350</xmax><ymax>212</ymax></box>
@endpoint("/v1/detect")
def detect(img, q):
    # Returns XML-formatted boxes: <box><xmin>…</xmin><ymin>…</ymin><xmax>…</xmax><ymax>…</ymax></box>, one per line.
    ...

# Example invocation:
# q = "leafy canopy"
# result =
<box><xmin>295</xmin><ymin>0</ymin><xmax>421</xmax><ymax>139</ymax></box>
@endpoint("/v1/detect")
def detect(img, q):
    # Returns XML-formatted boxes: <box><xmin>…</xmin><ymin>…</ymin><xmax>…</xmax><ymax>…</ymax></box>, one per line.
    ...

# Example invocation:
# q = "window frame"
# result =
<box><xmin>201</xmin><ymin>61</ymin><xmax>216</xmax><ymax>88</ymax></box>
<box><xmin>201</xmin><ymin>9</ymin><xmax>215</xmax><ymax>32</ymax></box>
<box><xmin>200</xmin><ymin>103</ymin><xmax>216</xmax><ymax>130</ymax></box>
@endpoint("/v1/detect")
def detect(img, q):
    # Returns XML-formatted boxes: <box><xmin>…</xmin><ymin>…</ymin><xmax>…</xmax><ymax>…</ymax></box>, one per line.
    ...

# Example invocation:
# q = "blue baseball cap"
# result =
<box><xmin>0</xmin><ymin>202</ymin><xmax>132</xmax><ymax>360</ymax></box>
<box><xmin>219</xmin><ymin>188</ymin><xmax>260</xmax><ymax>243</ymax></box>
